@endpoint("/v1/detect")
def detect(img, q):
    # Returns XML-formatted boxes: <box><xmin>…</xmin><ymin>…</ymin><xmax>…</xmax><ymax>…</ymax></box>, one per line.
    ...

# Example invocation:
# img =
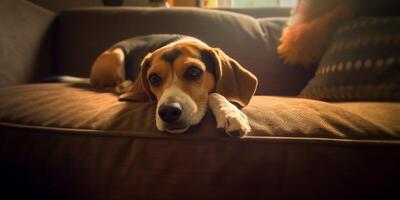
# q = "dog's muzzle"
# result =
<box><xmin>158</xmin><ymin>102</ymin><xmax>182</xmax><ymax>123</ymax></box>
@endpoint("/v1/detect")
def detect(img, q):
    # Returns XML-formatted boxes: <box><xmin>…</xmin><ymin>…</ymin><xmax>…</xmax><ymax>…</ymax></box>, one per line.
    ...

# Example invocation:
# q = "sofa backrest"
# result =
<box><xmin>217</xmin><ymin>7</ymin><xmax>291</xmax><ymax>18</ymax></box>
<box><xmin>56</xmin><ymin>7</ymin><xmax>315</xmax><ymax>96</ymax></box>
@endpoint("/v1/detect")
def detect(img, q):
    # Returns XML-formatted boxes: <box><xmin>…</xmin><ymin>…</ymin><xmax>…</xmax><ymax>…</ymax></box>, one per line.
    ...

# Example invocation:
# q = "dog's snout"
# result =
<box><xmin>158</xmin><ymin>102</ymin><xmax>182</xmax><ymax>123</ymax></box>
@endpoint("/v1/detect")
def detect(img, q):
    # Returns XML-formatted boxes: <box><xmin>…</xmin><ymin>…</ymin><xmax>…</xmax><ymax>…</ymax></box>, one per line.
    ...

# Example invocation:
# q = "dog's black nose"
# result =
<box><xmin>158</xmin><ymin>102</ymin><xmax>182</xmax><ymax>123</ymax></box>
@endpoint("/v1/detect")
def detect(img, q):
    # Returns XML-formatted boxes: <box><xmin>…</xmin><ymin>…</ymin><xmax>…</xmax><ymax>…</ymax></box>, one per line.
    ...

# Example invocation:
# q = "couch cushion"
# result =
<box><xmin>257</xmin><ymin>17</ymin><xmax>317</xmax><ymax>95</ymax></box>
<box><xmin>2</xmin><ymin>117</ymin><xmax>400</xmax><ymax>200</ymax></box>
<box><xmin>1</xmin><ymin>83</ymin><xmax>400</xmax><ymax>199</ymax></box>
<box><xmin>0</xmin><ymin>83</ymin><xmax>399</xmax><ymax>139</ymax></box>
<box><xmin>300</xmin><ymin>17</ymin><xmax>400</xmax><ymax>101</ymax></box>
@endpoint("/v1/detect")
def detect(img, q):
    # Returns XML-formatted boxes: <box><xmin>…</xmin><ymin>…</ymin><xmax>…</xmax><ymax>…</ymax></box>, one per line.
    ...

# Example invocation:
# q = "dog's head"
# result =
<box><xmin>120</xmin><ymin>38</ymin><xmax>257</xmax><ymax>133</ymax></box>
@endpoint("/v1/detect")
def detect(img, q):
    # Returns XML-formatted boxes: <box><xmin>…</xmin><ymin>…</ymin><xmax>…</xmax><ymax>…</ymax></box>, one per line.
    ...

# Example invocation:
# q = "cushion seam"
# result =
<box><xmin>1</xmin><ymin>122</ymin><xmax>400</xmax><ymax>146</ymax></box>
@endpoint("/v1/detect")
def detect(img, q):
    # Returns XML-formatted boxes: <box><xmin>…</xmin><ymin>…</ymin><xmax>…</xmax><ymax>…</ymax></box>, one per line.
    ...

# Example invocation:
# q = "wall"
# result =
<box><xmin>29</xmin><ymin>0</ymin><xmax>150</xmax><ymax>12</ymax></box>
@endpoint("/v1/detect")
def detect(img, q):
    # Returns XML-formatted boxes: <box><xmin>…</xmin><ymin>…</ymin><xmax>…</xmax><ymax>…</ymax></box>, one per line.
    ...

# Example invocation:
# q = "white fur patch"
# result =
<box><xmin>208</xmin><ymin>93</ymin><xmax>251</xmax><ymax>137</ymax></box>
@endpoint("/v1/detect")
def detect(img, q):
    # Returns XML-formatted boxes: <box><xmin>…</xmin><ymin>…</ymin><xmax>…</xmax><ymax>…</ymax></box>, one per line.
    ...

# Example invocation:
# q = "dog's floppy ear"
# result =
<box><xmin>118</xmin><ymin>53</ymin><xmax>155</xmax><ymax>102</ymax></box>
<box><xmin>206</xmin><ymin>48</ymin><xmax>258</xmax><ymax>107</ymax></box>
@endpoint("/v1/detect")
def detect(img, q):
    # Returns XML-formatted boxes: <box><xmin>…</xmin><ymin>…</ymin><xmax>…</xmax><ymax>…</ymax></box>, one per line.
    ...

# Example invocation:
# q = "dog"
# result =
<box><xmin>278</xmin><ymin>0</ymin><xmax>400</xmax><ymax>66</ymax></box>
<box><xmin>88</xmin><ymin>34</ymin><xmax>258</xmax><ymax>137</ymax></box>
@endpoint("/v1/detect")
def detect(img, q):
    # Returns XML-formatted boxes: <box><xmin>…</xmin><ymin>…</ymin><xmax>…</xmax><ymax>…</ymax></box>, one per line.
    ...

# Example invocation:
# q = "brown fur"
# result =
<box><xmin>141</xmin><ymin>40</ymin><xmax>216</xmax><ymax>110</ymax></box>
<box><xmin>89</xmin><ymin>48</ymin><xmax>125</xmax><ymax>87</ymax></box>
<box><xmin>90</xmin><ymin>37</ymin><xmax>257</xmax><ymax>107</ymax></box>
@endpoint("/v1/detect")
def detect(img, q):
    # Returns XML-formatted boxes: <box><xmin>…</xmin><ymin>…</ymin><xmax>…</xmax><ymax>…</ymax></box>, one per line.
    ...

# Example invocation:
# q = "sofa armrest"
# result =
<box><xmin>0</xmin><ymin>0</ymin><xmax>55</xmax><ymax>87</ymax></box>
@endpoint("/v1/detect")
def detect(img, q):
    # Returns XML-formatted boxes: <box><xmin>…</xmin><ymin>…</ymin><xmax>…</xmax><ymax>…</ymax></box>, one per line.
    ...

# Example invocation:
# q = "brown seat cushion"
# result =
<box><xmin>1</xmin><ymin>83</ymin><xmax>400</xmax><ymax>199</ymax></box>
<box><xmin>0</xmin><ymin>83</ymin><xmax>399</xmax><ymax>139</ymax></box>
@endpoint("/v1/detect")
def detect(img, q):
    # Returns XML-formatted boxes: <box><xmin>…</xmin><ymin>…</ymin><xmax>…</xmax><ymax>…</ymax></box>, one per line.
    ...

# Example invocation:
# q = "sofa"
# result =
<box><xmin>1</xmin><ymin>0</ymin><xmax>399</xmax><ymax>199</ymax></box>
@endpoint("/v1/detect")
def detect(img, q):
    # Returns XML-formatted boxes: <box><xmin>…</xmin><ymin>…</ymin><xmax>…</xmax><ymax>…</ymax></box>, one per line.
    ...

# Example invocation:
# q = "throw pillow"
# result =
<box><xmin>300</xmin><ymin>17</ymin><xmax>400</xmax><ymax>101</ymax></box>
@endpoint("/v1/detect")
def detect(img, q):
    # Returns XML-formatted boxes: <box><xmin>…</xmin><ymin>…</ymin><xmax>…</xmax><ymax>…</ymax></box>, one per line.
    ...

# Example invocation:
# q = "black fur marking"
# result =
<box><xmin>161</xmin><ymin>49</ymin><xmax>182</xmax><ymax>65</ymax></box>
<box><xmin>199</xmin><ymin>50</ymin><xmax>216</xmax><ymax>75</ymax></box>
<box><xmin>142</xmin><ymin>59</ymin><xmax>152</xmax><ymax>69</ymax></box>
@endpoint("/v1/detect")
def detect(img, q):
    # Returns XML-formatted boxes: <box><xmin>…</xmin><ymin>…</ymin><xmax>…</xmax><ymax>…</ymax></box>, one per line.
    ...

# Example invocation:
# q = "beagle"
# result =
<box><xmin>90</xmin><ymin>34</ymin><xmax>258</xmax><ymax>137</ymax></box>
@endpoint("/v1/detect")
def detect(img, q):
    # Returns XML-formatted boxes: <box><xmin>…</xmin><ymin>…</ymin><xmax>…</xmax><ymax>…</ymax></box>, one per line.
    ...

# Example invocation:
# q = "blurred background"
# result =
<box><xmin>29</xmin><ymin>0</ymin><xmax>297</xmax><ymax>12</ymax></box>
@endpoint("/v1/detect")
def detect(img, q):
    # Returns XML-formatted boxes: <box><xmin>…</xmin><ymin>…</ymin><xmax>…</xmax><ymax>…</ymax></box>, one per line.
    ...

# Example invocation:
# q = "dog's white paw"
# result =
<box><xmin>209</xmin><ymin>93</ymin><xmax>251</xmax><ymax>137</ymax></box>
<box><xmin>215</xmin><ymin>105</ymin><xmax>251</xmax><ymax>137</ymax></box>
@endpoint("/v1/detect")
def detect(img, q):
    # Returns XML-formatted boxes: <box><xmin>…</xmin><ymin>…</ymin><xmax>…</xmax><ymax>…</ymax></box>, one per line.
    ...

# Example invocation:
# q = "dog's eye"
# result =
<box><xmin>148</xmin><ymin>74</ymin><xmax>162</xmax><ymax>86</ymax></box>
<box><xmin>184</xmin><ymin>66</ymin><xmax>203</xmax><ymax>80</ymax></box>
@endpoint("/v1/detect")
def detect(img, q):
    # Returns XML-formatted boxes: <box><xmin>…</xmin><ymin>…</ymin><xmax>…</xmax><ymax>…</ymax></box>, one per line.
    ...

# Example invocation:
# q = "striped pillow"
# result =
<box><xmin>300</xmin><ymin>17</ymin><xmax>400</xmax><ymax>101</ymax></box>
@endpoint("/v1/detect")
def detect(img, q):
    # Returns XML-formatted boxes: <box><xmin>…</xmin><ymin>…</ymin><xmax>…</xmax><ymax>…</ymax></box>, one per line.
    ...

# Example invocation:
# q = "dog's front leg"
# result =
<box><xmin>208</xmin><ymin>93</ymin><xmax>251</xmax><ymax>137</ymax></box>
